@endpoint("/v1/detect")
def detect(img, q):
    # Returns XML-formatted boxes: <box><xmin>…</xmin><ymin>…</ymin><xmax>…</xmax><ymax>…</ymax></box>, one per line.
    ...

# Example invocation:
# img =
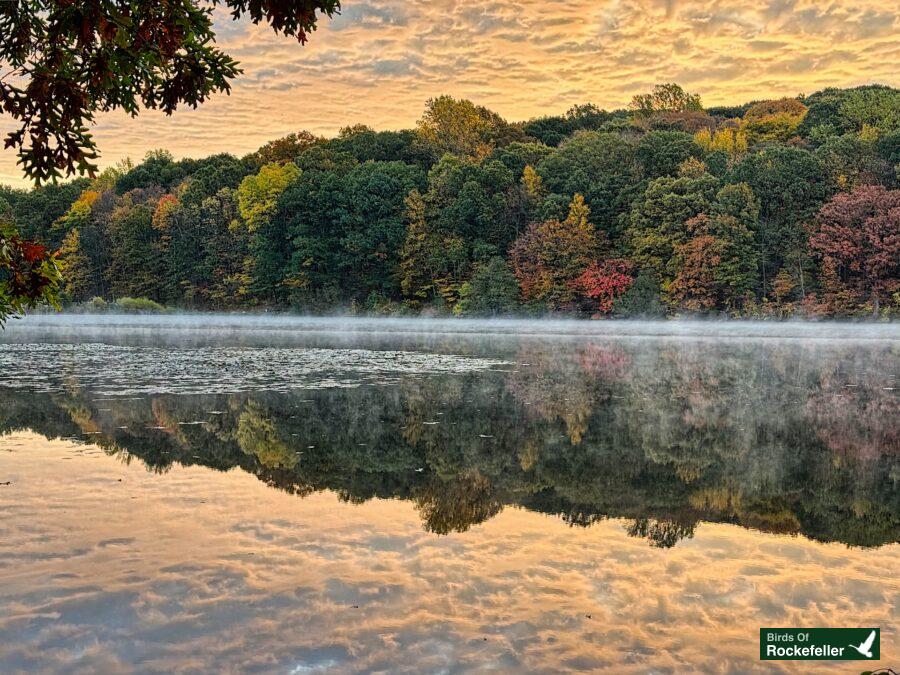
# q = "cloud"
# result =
<box><xmin>0</xmin><ymin>432</ymin><xmax>897</xmax><ymax>673</ymax></box>
<box><xmin>330</xmin><ymin>1</ymin><xmax>410</xmax><ymax>31</ymax></box>
<box><xmin>0</xmin><ymin>0</ymin><xmax>898</xmax><ymax>186</ymax></box>
<box><xmin>370</xmin><ymin>55</ymin><xmax>423</xmax><ymax>76</ymax></box>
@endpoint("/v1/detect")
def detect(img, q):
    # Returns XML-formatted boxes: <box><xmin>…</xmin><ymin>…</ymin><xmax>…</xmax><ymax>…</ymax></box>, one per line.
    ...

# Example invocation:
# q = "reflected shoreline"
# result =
<box><xmin>2</xmin><ymin>326</ymin><xmax>896</xmax><ymax>549</ymax></box>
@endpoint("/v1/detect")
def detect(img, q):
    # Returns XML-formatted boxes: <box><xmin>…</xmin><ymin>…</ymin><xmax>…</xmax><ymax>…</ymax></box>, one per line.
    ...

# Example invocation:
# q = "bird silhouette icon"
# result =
<box><xmin>849</xmin><ymin>630</ymin><xmax>877</xmax><ymax>658</ymax></box>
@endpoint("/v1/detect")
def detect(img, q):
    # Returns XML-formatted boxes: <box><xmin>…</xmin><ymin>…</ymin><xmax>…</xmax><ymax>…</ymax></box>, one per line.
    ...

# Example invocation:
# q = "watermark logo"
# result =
<box><xmin>760</xmin><ymin>628</ymin><xmax>880</xmax><ymax>661</ymax></box>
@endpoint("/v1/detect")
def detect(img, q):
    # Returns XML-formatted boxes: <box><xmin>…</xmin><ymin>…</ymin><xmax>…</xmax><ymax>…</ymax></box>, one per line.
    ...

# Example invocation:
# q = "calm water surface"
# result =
<box><xmin>1</xmin><ymin>315</ymin><xmax>898</xmax><ymax>673</ymax></box>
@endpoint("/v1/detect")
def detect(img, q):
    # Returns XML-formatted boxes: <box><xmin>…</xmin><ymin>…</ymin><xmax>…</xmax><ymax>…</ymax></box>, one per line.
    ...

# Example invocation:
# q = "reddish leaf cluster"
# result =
<box><xmin>573</xmin><ymin>258</ymin><xmax>634</xmax><ymax>315</ymax></box>
<box><xmin>2</xmin><ymin>233</ymin><xmax>57</xmax><ymax>301</ymax></box>
<box><xmin>509</xmin><ymin>194</ymin><xmax>600</xmax><ymax>309</ymax></box>
<box><xmin>808</xmin><ymin>185</ymin><xmax>900</xmax><ymax>311</ymax></box>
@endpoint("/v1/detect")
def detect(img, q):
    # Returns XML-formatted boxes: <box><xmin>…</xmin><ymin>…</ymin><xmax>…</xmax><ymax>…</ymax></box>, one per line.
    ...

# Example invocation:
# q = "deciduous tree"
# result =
<box><xmin>626</xmin><ymin>163</ymin><xmax>717</xmax><ymax>284</ymax></box>
<box><xmin>808</xmin><ymin>185</ymin><xmax>900</xmax><ymax>313</ymax></box>
<box><xmin>455</xmin><ymin>257</ymin><xmax>520</xmax><ymax>316</ymax></box>
<box><xmin>636</xmin><ymin>131</ymin><xmax>703</xmax><ymax>179</ymax></box>
<box><xmin>630</xmin><ymin>83</ymin><xmax>703</xmax><ymax>117</ymax></box>
<box><xmin>416</xmin><ymin>96</ymin><xmax>518</xmax><ymax>160</ymax></box>
<box><xmin>0</xmin><ymin>216</ymin><xmax>60</xmax><ymax>324</ymax></box>
<box><xmin>574</xmin><ymin>258</ymin><xmax>634</xmax><ymax>315</ymax></box>
<box><xmin>236</xmin><ymin>162</ymin><xmax>301</xmax><ymax>302</ymax></box>
<box><xmin>728</xmin><ymin>146</ymin><xmax>829</xmax><ymax>293</ymax></box>
<box><xmin>510</xmin><ymin>194</ymin><xmax>600</xmax><ymax>309</ymax></box>
<box><xmin>536</xmin><ymin>131</ymin><xmax>640</xmax><ymax>241</ymax></box>
<box><xmin>742</xmin><ymin>98</ymin><xmax>807</xmax><ymax>144</ymax></box>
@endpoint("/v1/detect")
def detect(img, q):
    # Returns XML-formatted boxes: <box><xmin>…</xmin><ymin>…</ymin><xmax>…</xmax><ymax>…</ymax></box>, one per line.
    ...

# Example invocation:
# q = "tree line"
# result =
<box><xmin>2</xmin><ymin>82</ymin><xmax>899</xmax><ymax>319</ymax></box>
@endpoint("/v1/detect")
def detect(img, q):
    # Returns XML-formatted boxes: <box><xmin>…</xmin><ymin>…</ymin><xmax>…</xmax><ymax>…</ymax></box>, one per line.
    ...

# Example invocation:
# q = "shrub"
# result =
<box><xmin>113</xmin><ymin>297</ymin><xmax>166</xmax><ymax>313</ymax></box>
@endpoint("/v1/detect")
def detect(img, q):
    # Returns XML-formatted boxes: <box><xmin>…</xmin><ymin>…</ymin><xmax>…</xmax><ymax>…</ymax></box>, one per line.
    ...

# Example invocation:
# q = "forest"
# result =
<box><xmin>2</xmin><ymin>82</ymin><xmax>899</xmax><ymax>319</ymax></box>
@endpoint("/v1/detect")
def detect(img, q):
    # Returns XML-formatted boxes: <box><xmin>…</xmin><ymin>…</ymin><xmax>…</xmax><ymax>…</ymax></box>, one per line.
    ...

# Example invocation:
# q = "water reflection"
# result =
<box><xmin>3</xmin><ymin>434</ymin><xmax>896</xmax><ymax>673</ymax></box>
<box><xmin>2</xmin><ymin>337</ymin><xmax>897</xmax><ymax>548</ymax></box>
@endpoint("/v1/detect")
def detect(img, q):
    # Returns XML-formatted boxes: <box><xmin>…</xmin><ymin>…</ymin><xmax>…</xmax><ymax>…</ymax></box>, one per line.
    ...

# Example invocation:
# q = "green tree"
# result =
<box><xmin>425</xmin><ymin>154</ymin><xmax>518</xmax><ymax>249</ymax></box>
<box><xmin>1</xmin><ymin>179</ymin><xmax>89</xmax><ymax>245</ymax></box>
<box><xmin>815</xmin><ymin>134</ymin><xmax>892</xmax><ymax>190</ymax></box>
<box><xmin>799</xmin><ymin>85</ymin><xmax>900</xmax><ymax>139</ymax></box>
<box><xmin>612</xmin><ymin>271</ymin><xmax>664</xmax><ymax>317</ymax></box>
<box><xmin>115</xmin><ymin>150</ymin><xmax>187</xmax><ymax>194</ymax></box>
<box><xmin>280</xmin><ymin>160</ymin><xmax>423</xmax><ymax>306</ymax></box>
<box><xmin>179</xmin><ymin>154</ymin><xmax>250</xmax><ymax>202</ymax></box>
<box><xmin>727</xmin><ymin>146</ymin><xmax>829</xmax><ymax>293</ymax></box>
<box><xmin>236</xmin><ymin>162</ymin><xmax>301</xmax><ymax>302</ymax></box>
<box><xmin>329</xmin><ymin>127</ymin><xmax>432</xmax><ymax>167</ymax></box>
<box><xmin>536</xmin><ymin>131</ymin><xmax>641</xmax><ymax>241</ymax></box>
<box><xmin>490</xmin><ymin>141</ymin><xmax>554</xmax><ymax>177</ymax></box>
<box><xmin>630</xmin><ymin>83</ymin><xmax>703</xmax><ymax>117</ymax></box>
<box><xmin>636</xmin><ymin>130</ymin><xmax>703</xmax><ymax>179</ymax></box>
<box><xmin>626</xmin><ymin>164</ymin><xmax>718</xmax><ymax>286</ymax></box>
<box><xmin>522</xmin><ymin>115</ymin><xmax>572</xmax><ymax>147</ymax></box>
<box><xmin>281</xmin><ymin>170</ymin><xmax>348</xmax><ymax>308</ymax></box>
<box><xmin>105</xmin><ymin>199</ymin><xmax>161</xmax><ymax>300</ymax></box>
<box><xmin>192</xmin><ymin>189</ymin><xmax>245</xmax><ymax>307</ymax></box>
<box><xmin>455</xmin><ymin>257</ymin><xmax>520</xmax><ymax>316</ymax></box>
<box><xmin>338</xmin><ymin>161</ymin><xmax>426</xmax><ymax>300</ymax></box>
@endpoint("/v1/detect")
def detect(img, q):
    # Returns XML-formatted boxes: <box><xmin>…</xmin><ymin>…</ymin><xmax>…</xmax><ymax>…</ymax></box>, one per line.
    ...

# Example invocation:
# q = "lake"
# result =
<box><xmin>1</xmin><ymin>315</ymin><xmax>898</xmax><ymax>673</ymax></box>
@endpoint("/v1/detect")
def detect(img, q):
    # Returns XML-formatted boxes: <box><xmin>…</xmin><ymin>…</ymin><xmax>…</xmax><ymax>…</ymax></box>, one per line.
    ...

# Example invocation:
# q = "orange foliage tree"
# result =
<box><xmin>509</xmin><ymin>194</ymin><xmax>600</xmax><ymax>309</ymax></box>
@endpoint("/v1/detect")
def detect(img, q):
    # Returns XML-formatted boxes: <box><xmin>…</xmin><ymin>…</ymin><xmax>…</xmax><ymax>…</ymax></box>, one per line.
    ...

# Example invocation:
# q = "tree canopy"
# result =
<box><xmin>3</xmin><ymin>82</ymin><xmax>900</xmax><ymax>323</ymax></box>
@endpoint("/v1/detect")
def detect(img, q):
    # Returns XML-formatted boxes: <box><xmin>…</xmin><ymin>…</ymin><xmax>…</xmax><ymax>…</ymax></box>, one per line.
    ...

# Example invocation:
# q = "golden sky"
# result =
<box><xmin>1</xmin><ymin>0</ymin><xmax>899</xmax><ymax>187</ymax></box>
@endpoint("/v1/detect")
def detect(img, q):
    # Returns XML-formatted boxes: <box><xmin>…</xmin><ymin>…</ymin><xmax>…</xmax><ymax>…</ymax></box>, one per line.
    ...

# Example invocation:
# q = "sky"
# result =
<box><xmin>1</xmin><ymin>0</ymin><xmax>898</xmax><ymax>187</ymax></box>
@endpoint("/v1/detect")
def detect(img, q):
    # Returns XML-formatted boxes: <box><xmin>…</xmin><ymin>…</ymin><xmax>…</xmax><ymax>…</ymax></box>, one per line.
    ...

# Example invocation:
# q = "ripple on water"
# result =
<box><xmin>0</xmin><ymin>343</ymin><xmax>510</xmax><ymax>396</ymax></box>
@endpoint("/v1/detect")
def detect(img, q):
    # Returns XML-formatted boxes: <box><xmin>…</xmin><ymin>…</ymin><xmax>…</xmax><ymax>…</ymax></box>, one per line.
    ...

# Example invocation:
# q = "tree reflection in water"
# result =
<box><xmin>0</xmin><ymin>338</ymin><xmax>896</xmax><ymax>548</ymax></box>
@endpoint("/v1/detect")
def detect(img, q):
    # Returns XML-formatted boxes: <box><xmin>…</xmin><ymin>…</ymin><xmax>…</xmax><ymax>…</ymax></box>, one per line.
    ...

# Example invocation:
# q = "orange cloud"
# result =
<box><xmin>0</xmin><ymin>0</ymin><xmax>897</xmax><ymax>186</ymax></box>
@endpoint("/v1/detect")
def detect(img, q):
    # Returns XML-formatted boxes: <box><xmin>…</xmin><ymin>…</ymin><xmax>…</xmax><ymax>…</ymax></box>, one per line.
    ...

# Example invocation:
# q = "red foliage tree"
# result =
<box><xmin>573</xmin><ymin>258</ymin><xmax>634</xmax><ymax>315</ymax></box>
<box><xmin>1</xmin><ymin>223</ymin><xmax>61</xmax><ymax>324</ymax></box>
<box><xmin>808</xmin><ymin>185</ymin><xmax>900</xmax><ymax>313</ymax></box>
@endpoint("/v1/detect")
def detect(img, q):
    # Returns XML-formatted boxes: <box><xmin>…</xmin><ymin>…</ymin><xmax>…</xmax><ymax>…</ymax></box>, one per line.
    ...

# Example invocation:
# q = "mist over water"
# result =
<box><xmin>0</xmin><ymin>314</ymin><xmax>897</xmax><ymax>672</ymax></box>
<box><xmin>8</xmin><ymin>312</ymin><xmax>900</xmax><ymax>342</ymax></box>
